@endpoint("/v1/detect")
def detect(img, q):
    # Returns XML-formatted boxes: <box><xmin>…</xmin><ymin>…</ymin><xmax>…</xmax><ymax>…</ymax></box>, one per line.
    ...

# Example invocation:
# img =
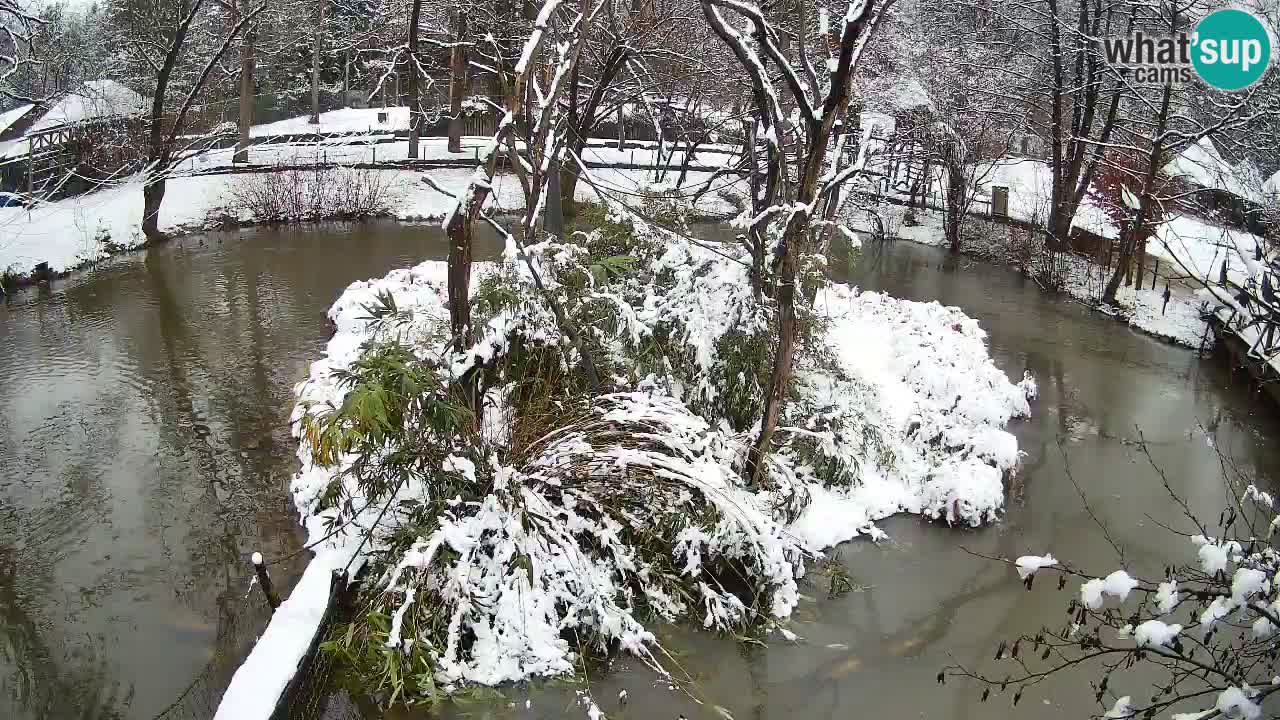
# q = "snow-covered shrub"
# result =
<box><xmin>297</xmin><ymin>263</ymin><xmax>806</xmax><ymax>698</ymax></box>
<box><xmin>289</xmin><ymin>200</ymin><xmax>1032</xmax><ymax>706</ymax></box>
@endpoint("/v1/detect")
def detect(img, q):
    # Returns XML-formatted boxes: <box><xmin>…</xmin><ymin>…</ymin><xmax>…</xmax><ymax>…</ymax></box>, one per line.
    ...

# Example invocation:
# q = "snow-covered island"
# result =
<box><xmin>214</xmin><ymin>198</ymin><xmax>1036</xmax><ymax>719</ymax></box>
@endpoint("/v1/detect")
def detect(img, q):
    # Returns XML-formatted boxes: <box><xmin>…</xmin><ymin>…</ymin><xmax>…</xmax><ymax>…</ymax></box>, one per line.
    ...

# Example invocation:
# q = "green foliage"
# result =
<box><xmin>299</xmin><ymin>340</ymin><xmax>479</xmax><ymax>523</ymax></box>
<box><xmin>820</xmin><ymin>551</ymin><xmax>855</xmax><ymax>599</ymax></box>
<box><xmin>471</xmin><ymin>271</ymin><xmax>525</xmax><ymax>328</ymax></box>
<box><xmin>320</xmin><ymin>607</ymin><xmax>439</xmax><ymax>708</ymax></box>
<box><xmin>588</xmin><ymin>254</ymin><xmax>637</xmax><ymax>286</ymax></box>
<box><xmin>309</xmin><ymin>200</ymin><xmax>859</xmax><ymax>706</ymax></box>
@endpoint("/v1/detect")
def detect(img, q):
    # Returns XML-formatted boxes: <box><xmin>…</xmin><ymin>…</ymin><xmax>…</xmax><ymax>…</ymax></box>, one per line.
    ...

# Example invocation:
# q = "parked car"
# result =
<box><xmin>0</xmin><ymin>191</ymin><xmax>27</xmax><ymax>208</ymax></box>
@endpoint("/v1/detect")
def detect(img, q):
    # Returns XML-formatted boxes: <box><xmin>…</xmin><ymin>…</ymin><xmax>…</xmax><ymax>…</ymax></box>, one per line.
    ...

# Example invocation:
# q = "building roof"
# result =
<box><xmin>1162</xmin><ymin>136</ymin><xmax>1261</xmax><ymax>203</ymax></box>
<box><xmin>0</xmin><ymin>104</ymin><xmax>38</xmax><ymax>139</ymax></box>
<box><xmin>27</xmin><ymin>80</ymin><xmax>146</xmax><ymax>134</ymax></box>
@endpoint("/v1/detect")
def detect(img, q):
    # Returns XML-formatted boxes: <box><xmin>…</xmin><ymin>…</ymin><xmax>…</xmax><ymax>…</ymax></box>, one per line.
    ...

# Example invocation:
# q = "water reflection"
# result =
<box><xmin>0</xmin><ymin>220</ymin><xmax>501</xmax><ymax>720</ymax></box>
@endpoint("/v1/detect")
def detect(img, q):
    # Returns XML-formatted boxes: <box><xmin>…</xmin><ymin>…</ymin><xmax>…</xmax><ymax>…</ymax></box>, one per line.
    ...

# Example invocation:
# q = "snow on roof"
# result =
<box><xmin>858</xmin><ymin>69</ymin><xmax>934</xmax><ymax>116</ymax></box>
<box><xmin>0</xmin><ymin>104</ymin><xmax>36</xmax><ymax>136</ymax></box>
<box><xmin>1263</xmin><ymin>168</ymin><xmax>1280</xmax><ymax>197</ymax></box>
<box><xmin>28</xmin><ymin>80</ymin><xmax>146</xmax><ymax>133</ymax></box>
<box><xmin>1162</xmin><ymin>136</ymin><xmax>1261</xmax><ymax>203</ymax></box>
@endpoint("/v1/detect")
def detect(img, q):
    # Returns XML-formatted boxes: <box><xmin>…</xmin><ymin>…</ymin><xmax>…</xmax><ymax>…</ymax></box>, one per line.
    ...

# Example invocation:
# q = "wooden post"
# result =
<box><xmin>252</xmin><ymin>552</ymin><xmax>281</xmax><ymax>611</ymax></box>
<box><xmin>27</xmin><ymin>137</ymin><xmax>34</xmax><ymax>196</ymax></box>
<box><xmin>617</xmin><ymin>103</ymin><xmax>625</xmax><ymax>150</ymax></box>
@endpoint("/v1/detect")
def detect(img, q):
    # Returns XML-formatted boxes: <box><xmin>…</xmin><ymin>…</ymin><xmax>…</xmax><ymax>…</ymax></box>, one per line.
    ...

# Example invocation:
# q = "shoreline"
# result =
<box><xmin>0</xmin><ymin>201</ymin><xmax>739</xmax><ymax>298</ymax></box>
<box><xmin>863</xmin><ymin>212</ymin><xmax>1215</xmax><ymax>351</ymax></box>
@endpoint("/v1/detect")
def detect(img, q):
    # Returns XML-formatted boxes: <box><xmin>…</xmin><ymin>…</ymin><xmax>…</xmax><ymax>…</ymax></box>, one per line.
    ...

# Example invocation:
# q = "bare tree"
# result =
<box><xmin>700</xmin><ymin>0</ymin><xmax>894</xmax><ymax>484</ymax></box>
<box><xmin>108</xmin><ymin>0</ymin><xmax>265</xmax><ymax>241</ymax></box>
<box><xmin>425</xmin><ymin>0</ymin><xmax>603</xmax><ymax>400</ymax></box>
<box><xmin>309</xmin><ymin>0</ymin><xmax>326</xmax><ymax>124</ymax></box>
<box><xmin>0</xmin><ymin>0</ymin><xmax>43</xmax><ymax>102</ymax></box>
<box><xmin>233</xmin><ymin>0</ymin><xmax>255</xmax><ymax>163</ymax></box>
<box><xmin>947</xmin><ymin>439</ymin><xmax>1280</xmax><ymax>720</ymax></box>
<box><xmin>406</xmin><ymin>0</ymin><xmax>424</xmax><ymax>157</ymax></box>
<box><xmin>1099</xmin><ymin>1</ymin><xmax>1275</xmax><ymax>305</ymax></box>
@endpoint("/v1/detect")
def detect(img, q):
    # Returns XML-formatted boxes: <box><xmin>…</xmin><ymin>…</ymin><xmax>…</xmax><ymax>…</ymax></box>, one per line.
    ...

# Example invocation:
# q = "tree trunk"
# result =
<box><xmin>546</xmin><ymin>158</ymin><xmax>566</xmax><ymax>235</ymax></box>
<box><xmin>343</xmin><ymin>49</ymin><xmax>350</xmax><ymax>105</ymax></box>
<box><xmin>447</xmin><ymin>214</ymin><xmax>474</xmax><ymax>343</ymax></box>
<box><xmin>445</xmin><ymin>141</ymin><xmax>502</xmax><ymax>345</ymax></box>
<box><xmin>142</xmin><ymin>176</ymin><xmax>167</xmax><ymax>242</ymax></box>
<box><xmin>558</xmin><ymin>47</ymin><xmax>626</xmax><ymax>216</ymax></box>
<box><xmin>1134</xmin><ymin>237</ymin><xmax>1147</xmax><ymax>290</ymax></box>
<box><xmin>746</xmin><ymin>220</ymin><xmax>802</xmax><ymax>485</ymax></box>
<box><xmin>234</xmin><ymin>1</ymin><xmax>254</xmax><ymax>164</ymax></box>
<box><xmin>1047</xmin><ymin>201</ymin><xmax>1075</xmax><ymax>253</ymax></box>
<box><xmin>406</xmin><ymin>0</ymin><xmax>423</xmax><ymax>158</ymax></box>
<box><xmin>944</xmin><ymin>156</ymin><xmax>965</xmax><ymax>254</ymax></box>
<box><xmin>447</xmin><ymin>9</ymin><xmax>468</xmax><ymax>153</ymax></box>
<box><xmin>309</xmin><ymin>0</ymin><xmax>324</xmax><ymax>124</ymax></box>
<box><xmin>1103</xmin><ymin>229</ymin><xmax>1134</xmax><ymax>304</ymax></box>
<box><xmin>559</xmin><ymin>167</ymin><xmax>581</xmax><ymax>216</ymax></box>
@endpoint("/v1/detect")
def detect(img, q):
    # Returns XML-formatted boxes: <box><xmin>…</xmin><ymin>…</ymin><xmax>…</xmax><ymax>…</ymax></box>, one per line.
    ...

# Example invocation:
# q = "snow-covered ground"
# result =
<box><xmin>845</xmin><ymin>205</ymin><xmax>1214</xmax><ymax>347</ymax></box>
<box><xmin>1153</xmin><ymin>214</ymin><xmax>1269</xmax><ymax>286</ymax></box>
<box><xmin>961</xmin><ymin>159</ymin><xmax>1266</xmax><ymax>293</ymax></box>
<box><xmin>985</xmin><ymin>158</ymin><xmax>1117</xmax><ymax>238</ymax></box>
<box><xmin>1057</xmin><ymin>250</ymin><xmax>1213</xmax><ymax>347</ymax></box>
<box><xmin>0</xmin><ymin>149</ymin><xmax>743</xmax><ymax>277</ymax></box>
<box><xmin>1</xmin><ymin>103</ymin><xmax>746</xmax><ymax>277</ymax></box>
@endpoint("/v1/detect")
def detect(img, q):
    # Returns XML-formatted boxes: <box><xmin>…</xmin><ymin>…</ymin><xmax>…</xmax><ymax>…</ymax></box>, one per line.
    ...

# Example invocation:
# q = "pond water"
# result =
<box><xmin>2</xmin><ymin>224</ymin><xmax>1277</xmax><ymax>720</ymax></box>
<box><xmin>0</xmin><ymin>221</ymin><xmax>501</xmax><ymax>720</ymax></box>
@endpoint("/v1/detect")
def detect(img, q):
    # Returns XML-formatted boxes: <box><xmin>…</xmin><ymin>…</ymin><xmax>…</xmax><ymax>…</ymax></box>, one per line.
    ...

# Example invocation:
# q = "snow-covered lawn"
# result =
<box><xmin>0</xmin><ymin>157</ymin><xmax>742</xmax><ymax>277</ymax></box>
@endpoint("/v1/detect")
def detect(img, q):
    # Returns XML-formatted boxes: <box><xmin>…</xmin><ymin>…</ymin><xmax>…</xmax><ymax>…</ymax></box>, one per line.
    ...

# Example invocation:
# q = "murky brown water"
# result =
<box><xmin>0</xmin><ymin>221</ymin><xmax>501</xmax><ymax>720</ymax></box>
<box><xmin>3</xmin><ymin>226</ymin><xmax>1277</xmax><ymax>720</ymax></box>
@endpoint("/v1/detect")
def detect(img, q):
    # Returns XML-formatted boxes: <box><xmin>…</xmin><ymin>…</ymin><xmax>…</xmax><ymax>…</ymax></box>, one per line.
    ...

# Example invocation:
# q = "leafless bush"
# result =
<box><xmin>221</xmin><ymin>165</ymin><xmax>399</xmax><ymax>224</ymax></box>
<box><xmin>1009</xmin><ymin>214</ymin><xmax>1070</xmax><ymax>290</ymax></box>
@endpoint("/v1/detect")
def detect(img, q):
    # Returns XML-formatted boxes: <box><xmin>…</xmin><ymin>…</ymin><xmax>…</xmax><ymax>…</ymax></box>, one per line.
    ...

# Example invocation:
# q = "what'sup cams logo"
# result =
<box><xmin>1102</xmin><ymin>8</ymin><xmax>1273</xmax><ymax>91</ymax></box>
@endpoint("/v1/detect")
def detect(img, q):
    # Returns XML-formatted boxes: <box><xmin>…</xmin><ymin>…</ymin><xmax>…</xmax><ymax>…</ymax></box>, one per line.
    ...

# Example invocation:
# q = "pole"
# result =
<box><xmin>309</xmin><ymin>0</ymin><xmax>325</xmax><ymax>124</ymax></box>
<box><xmin>251</xmin><ymin>552</ymin><xmax>281</xmax><ymax>611</ymax></box>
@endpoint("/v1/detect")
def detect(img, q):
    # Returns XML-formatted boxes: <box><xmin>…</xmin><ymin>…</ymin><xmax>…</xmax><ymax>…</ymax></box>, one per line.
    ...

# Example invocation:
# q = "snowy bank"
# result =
<box><xmin>843</xmin><ymin>205</ymin><xmax>1214</xmax><ymax>348</ymax></box>
<box><xmin>0</xmin><ymin>149</ymin><xmax>741</xmax><ymax>277</ymax></box>
<box><xmin>214</xmin><ymin>218</ymin><xmax>1032</xmax><ymax>715</ymax></box>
